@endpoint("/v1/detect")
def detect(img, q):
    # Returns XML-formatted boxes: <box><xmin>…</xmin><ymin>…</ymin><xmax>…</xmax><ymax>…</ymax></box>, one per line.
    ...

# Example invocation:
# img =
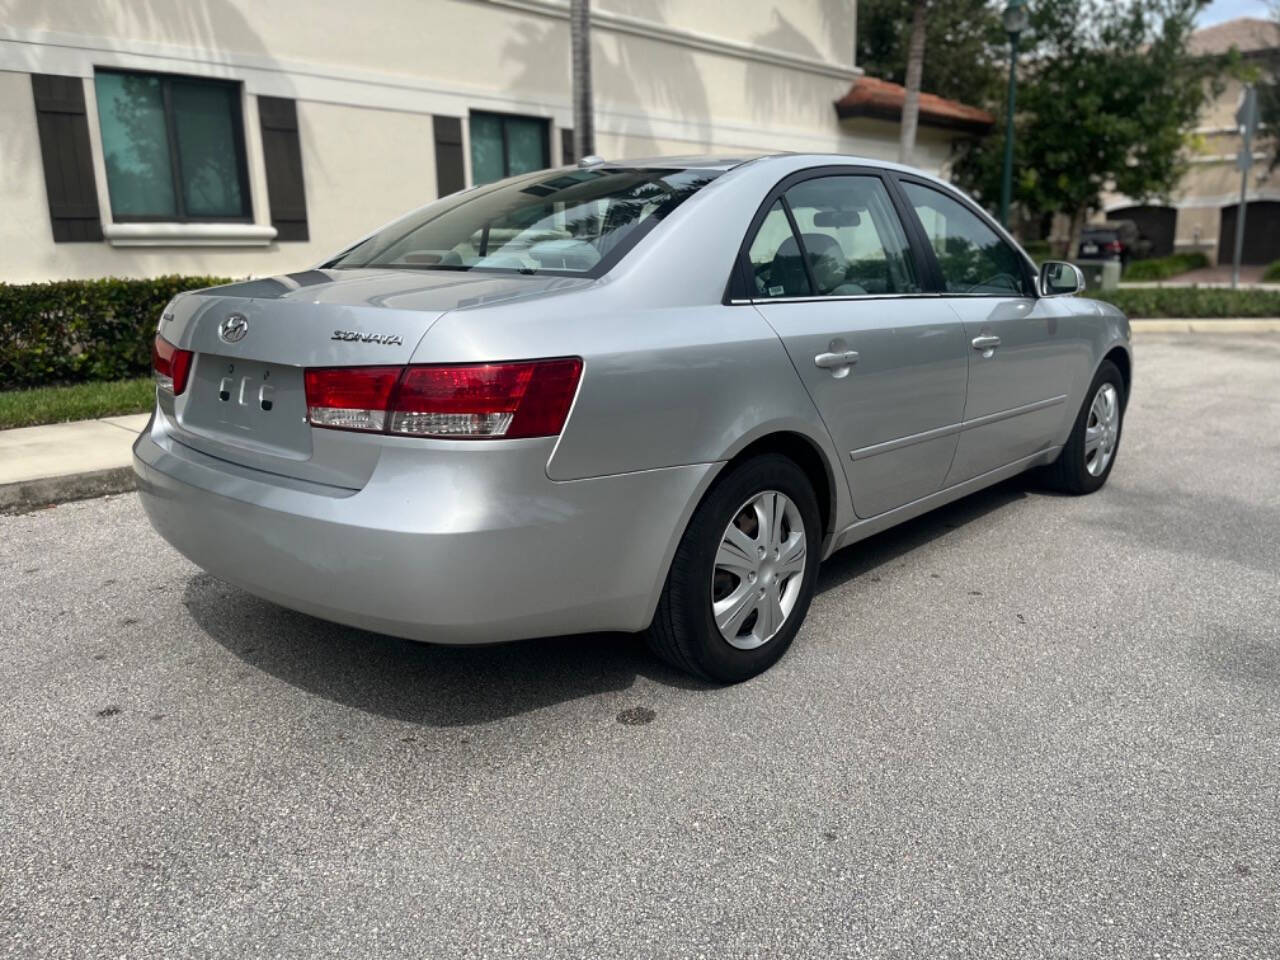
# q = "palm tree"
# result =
<box><xmin>570</xmin><ymin>0</ymin><xmax>595</xmax><ymax>161</ymax></box>
<box><xmin>899</xmin><ymin>0</ymin><xmax>929</xmax><ymax>166</ymax></box>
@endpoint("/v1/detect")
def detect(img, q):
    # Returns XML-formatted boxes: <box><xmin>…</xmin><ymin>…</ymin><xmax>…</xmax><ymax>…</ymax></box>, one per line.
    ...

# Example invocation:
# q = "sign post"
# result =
<box><xmin>1232</xmin><ymin>87</ymin><xmax>1259</xmax><ymax>290</ymax></box>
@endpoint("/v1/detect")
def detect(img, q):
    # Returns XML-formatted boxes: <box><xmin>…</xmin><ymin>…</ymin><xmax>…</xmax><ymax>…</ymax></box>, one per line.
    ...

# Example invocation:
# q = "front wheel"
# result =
<box><xmin>1042</xmin><ymin>359</ymin><xmax>1126</xmax><ymax>494</ymax></box>
<box><xmin>647</xmin><ymin>454</ymin><xmax>821</xmax><ymax>684</ymax></box>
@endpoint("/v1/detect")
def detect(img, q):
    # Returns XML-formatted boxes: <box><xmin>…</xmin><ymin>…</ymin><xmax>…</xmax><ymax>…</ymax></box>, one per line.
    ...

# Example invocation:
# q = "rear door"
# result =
<box><xmin>746</xmin><ymin>169</ymin><xmax>969</xmax><ymax>519</ymax></box>
<box><xmin>895</xmin><ymin>178</ymin><xmax>1084</xmax><ymax>485</ymax></box>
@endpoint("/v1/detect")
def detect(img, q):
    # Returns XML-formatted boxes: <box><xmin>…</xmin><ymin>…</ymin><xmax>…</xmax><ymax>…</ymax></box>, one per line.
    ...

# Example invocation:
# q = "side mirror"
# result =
<box><xmin>1040</xmin><ymin>260</ymin><xmax>1085</xmax><ymax>297</ymax></box>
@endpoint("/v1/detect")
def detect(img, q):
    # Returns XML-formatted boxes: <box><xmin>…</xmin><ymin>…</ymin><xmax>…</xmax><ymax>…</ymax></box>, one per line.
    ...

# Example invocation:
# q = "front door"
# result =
<box><xmin>897</xmin><ymin>179</ymin><xmax>1082</xmax><ymax>484</ymax></box>
<box><xmin>746</xmin><ymin>173</ymin><xmax>969</xmax><ymax>519</ymax></box>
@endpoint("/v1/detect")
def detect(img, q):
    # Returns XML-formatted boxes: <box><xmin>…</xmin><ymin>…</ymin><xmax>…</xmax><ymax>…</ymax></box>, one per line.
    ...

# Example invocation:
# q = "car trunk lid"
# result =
<box><xmin>158</xmin><ymin>268</ymin><xmax>593</xmax><ymax>488</ymax></box>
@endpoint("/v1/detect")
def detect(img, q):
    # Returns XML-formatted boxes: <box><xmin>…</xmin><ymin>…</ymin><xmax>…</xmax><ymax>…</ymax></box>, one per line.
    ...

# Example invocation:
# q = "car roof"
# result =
<box><xmin>597</xmin><ymin>153</ymin><xmax>955</xmax><ymax>184</ymax></box>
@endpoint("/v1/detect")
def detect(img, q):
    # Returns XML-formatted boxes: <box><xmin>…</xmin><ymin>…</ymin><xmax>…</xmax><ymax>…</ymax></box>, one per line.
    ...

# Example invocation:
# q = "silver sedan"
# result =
<box><xmin>135</xmin><ymin>154</ymin><xmax>1131</xmax><ymax>683</ymax></box>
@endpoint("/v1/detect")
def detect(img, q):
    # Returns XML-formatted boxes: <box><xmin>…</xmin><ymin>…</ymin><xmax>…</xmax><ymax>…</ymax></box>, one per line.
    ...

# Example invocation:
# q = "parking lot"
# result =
<box><xmin>2</xmin><ymin>334</ymin><xmax>1278</xmax><ymax>958</ymax></box>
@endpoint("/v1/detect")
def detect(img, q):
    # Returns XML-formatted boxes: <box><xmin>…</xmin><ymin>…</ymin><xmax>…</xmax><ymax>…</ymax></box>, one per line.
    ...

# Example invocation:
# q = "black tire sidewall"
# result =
<box><xmin>1065</xmin><ymin>360</ymin><xmax>1126</xmax><ymax>493</ymax></box>
<box><xmin>672</xmin><ymin>455</ymin><xmax>822</xmax><ymax>683</ymax></box>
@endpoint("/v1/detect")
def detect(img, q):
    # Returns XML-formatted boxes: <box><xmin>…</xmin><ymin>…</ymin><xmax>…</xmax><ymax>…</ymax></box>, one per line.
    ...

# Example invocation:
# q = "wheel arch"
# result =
<box><xmin>718</xmin><ymin>430</ymin><xmax>838</xmax><ymax>549</ymax></box>
<box><xmin>1103</xmin><ymin>344</ymin><xmax>1132</xmax><ymax>406</ymax></box>
<box><xmin>636</xmin><ymin>423</ymin><xmax>848</xmax><ymax>632</ymax></box>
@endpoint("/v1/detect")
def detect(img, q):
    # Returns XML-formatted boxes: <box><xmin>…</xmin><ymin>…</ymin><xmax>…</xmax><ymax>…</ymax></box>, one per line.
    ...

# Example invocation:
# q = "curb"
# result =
<box><xmin>0</xmin><ymin>466</ymin><xmax>136</xmax><ymax>516</ymax></box>
<box><xmin>1130</xmin><ymin>319</ymin><xmax>1280</xmax><ymax>333</ymax></box>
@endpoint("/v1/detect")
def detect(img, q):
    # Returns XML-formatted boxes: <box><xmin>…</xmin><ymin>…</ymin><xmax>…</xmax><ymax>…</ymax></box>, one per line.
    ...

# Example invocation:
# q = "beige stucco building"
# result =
<box><xmin>0</xmin><ymin>0</ymin><xmax>988</xmax><ymax>284</ymax></box>
<box><xmin>1100</xmin><ymin>17</ymin><xmax>1280</xmax><ymax>266</ymax></box>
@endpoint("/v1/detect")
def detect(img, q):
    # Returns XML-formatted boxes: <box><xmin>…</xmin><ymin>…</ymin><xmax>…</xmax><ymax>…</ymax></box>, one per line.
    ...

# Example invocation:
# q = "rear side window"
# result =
<box><xmin>900</xmin><ymin>182</ymin><xmax>1029</xmax><ymax>296</ymax></box>
<box><xmin>747</xmin><ymin>201</ymin><xmax>809</xmax><ymax>298</ymax></box>
<box><xmin>746</xmin><ymin>175</ymin><xmax>919</xmax><ymax>299</ymax></box>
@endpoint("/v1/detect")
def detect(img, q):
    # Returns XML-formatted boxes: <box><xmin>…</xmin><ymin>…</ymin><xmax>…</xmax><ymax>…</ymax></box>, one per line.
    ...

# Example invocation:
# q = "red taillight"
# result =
<box><xmin>303</xmin><ymin>366</ymin><xmax>401</xmax><ymax>432</ymax></box>
<box><xmin>304</xmin><ymin>358</ymin><xmax>583</xmax><ymax>439</ymax></box>
<box><xmin>1106</xmin><ymin>241</ymin><xmax>1123</xmax><ymax>253</ymax></box>
<box><xmin>152</xmin><ymin>335</ymin><xmax>193</xmax><ymax>395</ymax></box>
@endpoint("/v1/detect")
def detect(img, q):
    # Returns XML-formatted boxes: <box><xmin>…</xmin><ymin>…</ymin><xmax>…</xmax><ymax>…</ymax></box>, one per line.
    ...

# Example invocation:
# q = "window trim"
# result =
<box><xmin>890</xmin><ymin>173</ymin><xmax>1039</xmax><ymax>299</ymax></box>
<box><xmin>468</xmin><ymin>110</ymin><xmax>552</xmax><ymax>184</ymax></box>
<box><xmin>94</xmin><ymin>67</ymin><xmax>253</xmax><ymax>225</ymax></box>
<box><xmin>727</xmin><ymin>164</ymin><xmax>941</xmax><ymax>305</ymax></box>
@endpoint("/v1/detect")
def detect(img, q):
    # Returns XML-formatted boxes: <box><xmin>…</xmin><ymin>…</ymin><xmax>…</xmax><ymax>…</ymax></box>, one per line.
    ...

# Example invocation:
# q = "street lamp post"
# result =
<box><xmin>999</xmin><ymin>0</ymin><xmax>1030</xmax><ymax>229</ymax></box>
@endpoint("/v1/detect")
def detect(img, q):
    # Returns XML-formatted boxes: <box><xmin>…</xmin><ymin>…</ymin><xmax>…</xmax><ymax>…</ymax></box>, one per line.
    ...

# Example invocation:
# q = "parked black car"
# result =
<box><xmin>1078</xmin><ymin>220</ymin><xmax>1152</xmax><ymax>269</ymax></box>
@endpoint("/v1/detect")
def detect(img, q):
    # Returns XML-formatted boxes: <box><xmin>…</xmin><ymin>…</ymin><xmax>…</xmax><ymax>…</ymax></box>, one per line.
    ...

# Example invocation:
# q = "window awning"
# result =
<box><xmin>834</xmin><ymin>77</ymin><xmax>995</xmax><ymax>136</ymax></box>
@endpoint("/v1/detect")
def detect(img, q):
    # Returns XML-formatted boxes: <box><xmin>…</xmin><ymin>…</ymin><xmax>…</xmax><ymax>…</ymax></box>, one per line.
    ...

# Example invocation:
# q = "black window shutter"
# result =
<box><xmin>433</xmin><ymin>116</ymin><xmax>465</xmax><ymax>196</ymax></box>
<box><xmin>258</xmin><ymin>96</ymin><xmax>309</xmax><ymax>242</ymax></box>
<box><xmin>31</xmin><ymin>74</ymin><xmax>102</xmax><ymax>243</ymax></box>
<box><xmin>560</xmin><ymin>128</ymin><xmax>575</xmax><ymax>166</ymax></box>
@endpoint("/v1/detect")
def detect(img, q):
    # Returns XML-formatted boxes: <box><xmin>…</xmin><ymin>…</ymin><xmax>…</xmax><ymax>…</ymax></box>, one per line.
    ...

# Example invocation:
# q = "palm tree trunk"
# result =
<box><xmin>898</xmin><ymin>0</ymin><xmax>928</xmax><ymax>166</ymax></box>
<box><xmin>570</xmin><ymin>0</ymin><xmax>595</xmax><ymax>161</ymax></box>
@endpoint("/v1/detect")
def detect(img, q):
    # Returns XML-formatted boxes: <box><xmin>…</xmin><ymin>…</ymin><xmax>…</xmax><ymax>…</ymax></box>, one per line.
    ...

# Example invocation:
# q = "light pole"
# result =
<box><xmin>999</xmin><ymin>0</ymin><xmax>1030</xmax><ymax>229</ymax></box>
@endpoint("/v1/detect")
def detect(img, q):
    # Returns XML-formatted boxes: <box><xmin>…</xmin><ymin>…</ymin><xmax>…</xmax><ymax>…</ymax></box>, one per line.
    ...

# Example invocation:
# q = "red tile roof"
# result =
<box><xmin>1188</xmin><ymin>17</ymin><xmax>1280</xmax><ymax>57</ymax></box>
<box><xmin>834</xmin><ymin>76</ymin><xmax>995</xmax><ymax>135</ymax></box>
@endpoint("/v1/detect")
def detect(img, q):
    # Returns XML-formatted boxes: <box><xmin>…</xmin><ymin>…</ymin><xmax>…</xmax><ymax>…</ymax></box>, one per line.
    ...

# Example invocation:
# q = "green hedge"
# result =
<box><xmin>1264</xmin><ymin>260</ymin><xmax>1280</xmax><ymax>283</ymax></box>
<box><xmin>0</xmin><ymin>276</ymin><xmax>229</xmax><ymax>390</ymax></box>
<box><xmin>1092</xmin><ymin>287</ymin><xmax>1280</xmax><ymax>319</ymax></box>
<box><xmin>1122</xmin><ymin>252</ymin><xmax>1209</xmax><ymax>282</ymax></box>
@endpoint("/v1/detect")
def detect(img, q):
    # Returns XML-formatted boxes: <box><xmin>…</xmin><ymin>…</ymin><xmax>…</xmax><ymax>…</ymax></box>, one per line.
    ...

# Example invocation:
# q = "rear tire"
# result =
<box><xmin>647</xmin><ymin>454</ymin><xmax>821</xmax><ymax>684</ymax></box>
<box><xmin>1041</xmin><ymin>359</ymin><xmax>1126</xmax><ymax>495</ymax></box>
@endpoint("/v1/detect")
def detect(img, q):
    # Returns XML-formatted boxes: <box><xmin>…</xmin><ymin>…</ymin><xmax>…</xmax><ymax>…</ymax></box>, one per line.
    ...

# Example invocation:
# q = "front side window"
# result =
<box><xmin>94</xmin><ymin>71</ymin><xmax>249</xmax><ymax>221</ymax></box>
<box><xmin>470</xmin><ymin>112</ymin><xmax>550</xmax><ymax>186</ymax></box>
<box><xmin>327</xmin><ymin>167</ymin><xmax>720</xmax><ymax>277</ymax></box>
<box><xmin>746</xmin><ymin>175</ymin><xmax>919</xmax><ymax>299</ymax></box>
<box><xmin>900</xmin><ymin>182</ymin><xmax>1029</xmax><ymax>296</ymax></box>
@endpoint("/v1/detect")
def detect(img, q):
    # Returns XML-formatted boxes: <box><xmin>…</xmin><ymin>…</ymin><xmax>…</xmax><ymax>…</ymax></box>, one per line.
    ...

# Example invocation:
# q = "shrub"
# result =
<box><xmin>1122</xmin><ymin>252</ymin><xmax>1209</xmax><ymax>281</ymax></box>
<box><xmin>1092</xmin><ymin>287</ymin><xmax>1280</xmax><ymax>318</ymax></box>
<box><xmin>1263</xmin><ymin>260</ymin><xmax>1280</xmax><ymax>283</ymax></box>
<box><xmin>0</xmin><ymin>276</ymin><xmax>229</xmax><ymax>390</ymax></box>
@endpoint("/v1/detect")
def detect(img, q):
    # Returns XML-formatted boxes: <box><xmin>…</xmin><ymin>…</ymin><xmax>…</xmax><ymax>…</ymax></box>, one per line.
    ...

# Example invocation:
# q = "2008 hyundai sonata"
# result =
<box><xmin>135</xmin><ymin>153</ymin><xmax>1131</xmax><ymax>683</ymax></box>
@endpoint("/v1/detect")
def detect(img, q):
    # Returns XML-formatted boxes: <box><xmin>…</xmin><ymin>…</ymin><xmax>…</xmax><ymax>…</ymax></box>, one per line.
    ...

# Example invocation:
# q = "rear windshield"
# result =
<box><xmin>325</xmin><ymin>167</ymin><xmax>720</xmax><ymax>277</ymax></box>
<box><xmin>1082</xmin><ymin>229</ymin><xmax>1118</xmax><ymax>241</ymax></box>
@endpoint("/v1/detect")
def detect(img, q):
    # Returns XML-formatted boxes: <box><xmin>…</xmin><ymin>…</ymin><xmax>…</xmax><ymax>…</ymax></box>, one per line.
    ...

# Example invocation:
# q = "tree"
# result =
<box><xmin>954</xmin><ymin>0</ymin><xmax>1222</xmax><ymax>255</ymax></box>
<box><xmin>570</xmin><ymin>0</ymin><xmax>595</xmax><ymax>160</ymax></box>
<box><xmin>899</xmin><ymin>1</ymin><xmax>928</xmax><ymax>164</ymax></box>
<box><xmin>858</xmin><ymin>0</ymin><xmax>1005</xmax><ymax>111</ymax></box>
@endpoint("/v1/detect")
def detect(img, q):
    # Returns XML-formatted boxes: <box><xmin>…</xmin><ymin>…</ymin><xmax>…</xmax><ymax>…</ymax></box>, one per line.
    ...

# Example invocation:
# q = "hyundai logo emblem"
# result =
<box><xmin>220</xmin><ymin>314</ymin><xmax>249</xmax><ymax>343</ymax></box>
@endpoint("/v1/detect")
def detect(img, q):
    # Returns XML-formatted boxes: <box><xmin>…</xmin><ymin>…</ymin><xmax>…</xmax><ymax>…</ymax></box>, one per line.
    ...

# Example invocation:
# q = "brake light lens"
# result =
<box><xmin>303</xmin><ymin>366</ymin><xmax>401</xmax><ymax>432</ymax></box>
<box><xmin>152</xmin><ymin>335</ymin><xmax>193</xmax><ymax>395</ymax></box>
<box><xmin>304</xmin><ymin>358</ymin><xmax>582</xmax><ymax>439</ymax></box>
<box><xmin>1106</xmin><ymin>241</ymin><xmax>1124</xmax><ymax>253</ymax></box>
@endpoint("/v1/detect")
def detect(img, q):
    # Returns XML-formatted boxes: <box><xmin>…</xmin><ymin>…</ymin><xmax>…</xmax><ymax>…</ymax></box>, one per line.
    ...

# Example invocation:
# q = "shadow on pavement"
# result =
<box><xmin>184</xmin><ymin>478</ymin><xmax>1032</xmax><ymax>726</ymax></box>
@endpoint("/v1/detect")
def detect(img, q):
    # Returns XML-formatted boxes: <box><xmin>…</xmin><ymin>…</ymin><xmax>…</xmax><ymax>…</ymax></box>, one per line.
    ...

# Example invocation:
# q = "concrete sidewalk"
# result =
<box><xmin>0</xmin><ymin>413</ymin><xmax>149</xmax><ymax>513</ymax></box>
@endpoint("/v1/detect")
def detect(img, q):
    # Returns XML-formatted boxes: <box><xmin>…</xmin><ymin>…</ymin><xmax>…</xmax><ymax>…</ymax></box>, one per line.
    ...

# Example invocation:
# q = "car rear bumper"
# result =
<box><xmin>133</xmin><ymin>416</ymin><xmax>714</xmax><ymax>644</ymax></box>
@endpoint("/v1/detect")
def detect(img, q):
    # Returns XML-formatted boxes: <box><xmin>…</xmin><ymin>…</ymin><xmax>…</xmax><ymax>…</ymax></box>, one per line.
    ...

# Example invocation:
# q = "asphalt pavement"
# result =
<box><xmin>2</xmin><ymin>334</ymin><xmax>1278</xmax><ymax>959</ymax></box>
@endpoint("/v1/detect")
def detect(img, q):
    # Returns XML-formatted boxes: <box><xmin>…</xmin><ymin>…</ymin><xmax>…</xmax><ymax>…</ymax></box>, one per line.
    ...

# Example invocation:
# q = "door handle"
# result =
<box><xmin>815</xmin><ymin>350</ymin><xmax>859</xmax><ymax>370</ymax></box>
<box><xmin>971</xmin><ymin>335</ymin><xmax>1001</xmax><ymax>353</ymax></box>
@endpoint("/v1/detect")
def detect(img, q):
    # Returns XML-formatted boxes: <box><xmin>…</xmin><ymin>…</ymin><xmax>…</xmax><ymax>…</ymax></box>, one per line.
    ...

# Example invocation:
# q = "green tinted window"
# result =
<box><xmin>95</xmin><ymin>70</ymin><xmax>249</xmax><ymax>221</ymax></box>
<box><xmin>95</xmin><ymin>72</ymin><xmax>176</xmax><ymax>218</ymax></box>
<box><xmin>171</xmin><ymin>81</ymin><xmax>246</xmax><ymax>217</ymax></box>
<box><xmin>469</xmin><ymin>112</ymin><xmax>550</xmax><ymax>186</ymax></box>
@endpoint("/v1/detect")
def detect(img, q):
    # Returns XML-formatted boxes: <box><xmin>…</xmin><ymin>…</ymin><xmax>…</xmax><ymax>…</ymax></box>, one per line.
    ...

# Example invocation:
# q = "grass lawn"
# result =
<box><xmin>0</xmin><ymin>378</ymin><xmax>154</xmax><ymax>430</ymax></box>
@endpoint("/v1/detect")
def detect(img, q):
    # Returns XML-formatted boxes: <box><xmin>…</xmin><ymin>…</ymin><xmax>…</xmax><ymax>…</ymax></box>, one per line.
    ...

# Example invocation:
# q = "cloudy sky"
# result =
<box><xmin>1199</xmin><ymin>0</ymin><xmax>1274</xmax><ymax>25</ymax></box>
